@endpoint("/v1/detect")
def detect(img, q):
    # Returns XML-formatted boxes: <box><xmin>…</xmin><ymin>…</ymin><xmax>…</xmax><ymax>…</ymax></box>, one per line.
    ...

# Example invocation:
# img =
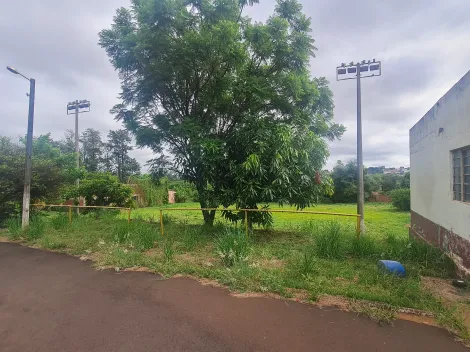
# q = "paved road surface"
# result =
<box><xmin>0</xmin><ymin>243</ymin><xmax>466</xmax><ymax>351</ymax></box>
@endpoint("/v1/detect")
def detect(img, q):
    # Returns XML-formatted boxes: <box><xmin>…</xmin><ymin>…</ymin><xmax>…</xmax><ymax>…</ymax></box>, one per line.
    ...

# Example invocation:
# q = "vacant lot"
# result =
<box><xmin>3</xmin><ymin>203</ymin><xmax>467</xmax><ymax>338</ymax></box>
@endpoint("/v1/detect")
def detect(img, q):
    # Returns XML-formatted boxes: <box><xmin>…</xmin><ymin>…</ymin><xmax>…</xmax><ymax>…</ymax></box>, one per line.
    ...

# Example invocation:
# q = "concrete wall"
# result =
<box><xmin>409</xmin><ymin>70</ymin><xmax>470</xmax><ymax>270</ymax></box>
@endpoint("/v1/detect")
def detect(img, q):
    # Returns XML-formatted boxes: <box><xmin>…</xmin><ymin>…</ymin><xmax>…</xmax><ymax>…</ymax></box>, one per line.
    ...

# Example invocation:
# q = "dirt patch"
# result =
<box><xmin>422</xmin><ymin>277</ymin><xmax>470</xmax><ymax>303</ymax></box>
<box><xmin>422</xmin><ymin>276</ymin><xmax>470</xmax><ymax>333</ymax></box>
<box><xmin>397</xmin><ymin>313</ymin><xmax>438</xmax><ymax>327</ymax></box>
<box><xmin>231</xmin><ymin>292</ymin><xmax>284</xmax><ymax>300</ymax></box>
<box><xmin>175</xmin><ymin>253</ymin><xmax>197</xmax><ymax>263</ymax></box>
<box><xmin>286</xmin><ymin>288</ymin><xmax>310</xmax><ymax>302</ymax></box>
<box><xmin>317</xmin><ymin>295</ymin><xmax>351</xmax><ymax>311</ymax></box>
<box><xmin>254</xmin><ymin>258</ymin><xmax>285</xmax><ymax>269</ymax></box>
<box><xmin>172</xmin><ymin>274</ymin><xmax>226</xmax><ymax>289</ymax></box>
<box><xmin>317</xmin><ymin>294</ymin><xmax>437</xmax><ymax>326</ymax></box>
<box><xmin>124</xmin><ymin>266</ymin><xmax>152</xmax><ymax>272</ymax></box>
<box><xmin>144</xmin><ymin>248</ymin><xmax>161</xmax><ymax>257</ymax></box>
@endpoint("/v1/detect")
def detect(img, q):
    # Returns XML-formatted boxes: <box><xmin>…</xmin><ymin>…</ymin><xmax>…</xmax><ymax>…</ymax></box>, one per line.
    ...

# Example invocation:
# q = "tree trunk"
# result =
<box><xmin>202</xmin><ymin>209</ymin><xmax>216</xmax><ymax>226</ymax></box>
<box><xmin>199</xmin><ymin>196</ymin><xmax>216</xmax><ymax>226</ymax></box>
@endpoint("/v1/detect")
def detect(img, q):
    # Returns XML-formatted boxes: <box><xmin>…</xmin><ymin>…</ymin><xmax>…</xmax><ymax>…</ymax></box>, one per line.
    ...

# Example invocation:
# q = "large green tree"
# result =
<box><xmin>53</xmin><ymin>129</ymin><xmax>75</xmax><ymax>155</ymax></box>
<box><xmin>99</xmin><ymin>0</ymin><xmax>344</xmax><ymax>225</ymax></box>
<box><xmin>105</xmin><ymin>129</ymin><xmax>140</xmax><ymax>182</ymax></box>
<box><xmin>330</xmin><ymin>160</ymin><xmax>383</xmax><ymax>203</ymax></box>
<box><xmin>81</xmin><ymin>128</ymin><xmax>104</xmax><ymax>172</ymax></box>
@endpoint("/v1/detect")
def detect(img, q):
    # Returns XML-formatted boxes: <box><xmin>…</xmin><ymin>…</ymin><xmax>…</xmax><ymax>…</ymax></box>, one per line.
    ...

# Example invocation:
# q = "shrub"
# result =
<box><xmin>389</xmin><ymin>188</ymin><xmax>410</xmax><ymax>211</ymax></box>
<box><xmin>113</xmin><ymin>220</ymin><xmax>159</xmax><ymax>251</ymax></box>
<box><xmin>5</xmin><ymin>217</ymin><xmax>22</xmax><ymax>239</ymax></box>
<box><xmin>25</xmin><ymin>215</ymin><xmax>46</xmax><ymax>240</ymax></box>
<box><xmin>133</xmin><ymin>221</ymin><xmax>159</xmax><ymax>250</ymax></box>
<box><xmin>216</xmin><ymin>228</ymin><xmax>250</xmax><ymax>266</ymax></box>
<box><xmin>64</xmin><ymin>172</ymin><xmax>133</xmax><ymax>207</ymax></box>
<box><xmin>351</xmin><ymin>235</ymin><xmax>378</xmax><ymax>259</ymax></box>
<box><xmin>298</xmin><ymin>247</ymin><xmax>317</xmax><ymax>276</ymax></box>
<box><xmin>168</xmin><ymin>180</ymin><xmax>198</xmax><ymax>203</ymax></box>
<box><xmin>181</xmin><ymin>227</ymin><xmax>200</xmax><ymax>251</ymax></box>
<box><xmin>162</xmin><ymin>238</ymin><xmax>175</xmax><ymax>262</ymax></box>
<box><xmin>50</xmin><ymin>213</ymin><xmax>69</xmax><ymax>230</ymax></box>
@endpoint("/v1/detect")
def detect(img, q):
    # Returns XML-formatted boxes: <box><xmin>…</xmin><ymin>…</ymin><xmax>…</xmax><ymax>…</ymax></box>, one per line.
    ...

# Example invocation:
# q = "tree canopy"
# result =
<box><xmin>100</xmin><ymin>0</ymin><xmax>344</xmax><ymax>225</ymax></box>
<box><xmin>65</xmin><ymin>172</ymin><xmax>133</xmax><ymax>208</ymax></box>
<box><xmin>330</xmin><ymin>160</ymin><xmax>410</xmax><ymax>203</ymax></box>
<box><xmin>0</xmin><ymin>135</ymin><xmax>78</xmax><ymax>222</ymax></box>
<box><xmin>105</xmin><ymin>129</ymin><xmax>141</xmax><ymax>182</ymax></box>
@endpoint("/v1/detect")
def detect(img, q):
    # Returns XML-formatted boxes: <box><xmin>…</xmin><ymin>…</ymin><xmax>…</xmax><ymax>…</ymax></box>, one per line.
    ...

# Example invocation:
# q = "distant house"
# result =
<box><xmin>367</xmin><ymin>166</ymin><xmax>409</xmax><ymax>175</ymax></box>
<box><xmin>409</xmin><ymin>70</ymin><xmax>470</xmax><ymax>273</ymax></box>
<box><xmin>383</xmin><ymin>168</ymin><xmax>400</xmax><ymax>175</ymax></box>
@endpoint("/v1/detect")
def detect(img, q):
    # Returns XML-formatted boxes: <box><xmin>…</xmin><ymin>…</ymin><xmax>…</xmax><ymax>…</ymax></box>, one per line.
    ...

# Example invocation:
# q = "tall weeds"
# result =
<box><xmin>216</xmin><ymin>228</ymin><xmax>250</xmax><ymax>266</ymax></box>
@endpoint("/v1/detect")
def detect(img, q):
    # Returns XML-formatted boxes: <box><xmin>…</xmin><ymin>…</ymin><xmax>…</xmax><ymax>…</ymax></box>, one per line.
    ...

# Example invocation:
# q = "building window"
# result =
<box><xmin>453</xmin><ymin>147</ymin><xmax>470</xmax><ymax>202</ymax></box>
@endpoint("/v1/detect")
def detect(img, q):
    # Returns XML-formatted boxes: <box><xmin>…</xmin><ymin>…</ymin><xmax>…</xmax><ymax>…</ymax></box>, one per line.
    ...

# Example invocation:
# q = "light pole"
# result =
<box><xmin>6</xmin><ymin>66</ymin><xmax>35</xmax><ymax>229</ymax></box>
<box><xmin>66</xmin><ymin>100</ymin><xmax>91</xmax><ymax>186</ymax></box>
<box><xmin>336</xmin><ymin>59</ymin><xmax>382</xmax><ymax>234</ymax></box>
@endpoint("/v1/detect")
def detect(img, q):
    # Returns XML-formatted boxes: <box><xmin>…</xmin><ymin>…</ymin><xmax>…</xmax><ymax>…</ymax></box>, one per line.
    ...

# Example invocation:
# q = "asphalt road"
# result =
<box><xmin>0</xmin><ymin>242</ymin><xmax>466</xmax><ymax>352</ymax></box>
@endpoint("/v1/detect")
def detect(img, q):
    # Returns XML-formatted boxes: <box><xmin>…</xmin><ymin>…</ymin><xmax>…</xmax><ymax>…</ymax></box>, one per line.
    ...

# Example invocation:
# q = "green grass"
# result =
<box><xmin>3</xmin><ymin>203</ymin><xmax>466</xmax><ymax>338</ymax></box>
<box><xmin>216</xmin><ymin>228</ymin><xmax>250</xmax><ymax>266</ymax></box>
<box><xmin>132</xmin><ymin>202</ymin><xmax>409</xmax><ymax>237</ymax></box>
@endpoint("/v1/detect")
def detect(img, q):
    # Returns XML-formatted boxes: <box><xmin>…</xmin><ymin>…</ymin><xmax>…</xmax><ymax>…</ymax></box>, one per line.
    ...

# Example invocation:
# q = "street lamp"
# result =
<box><xmin>336</xmin><ymin>60</ymin><xmax>382</xmax><ymax>234</ymax></box>
<box><xmin>6</xmin><ymin>66</ymin><xmax>36</xmax><ymax>229</ymax></box>
<box><xmin>66</xmin><ymin>99</ymin><xmax>91</xmax><ymax>187</ymax></box>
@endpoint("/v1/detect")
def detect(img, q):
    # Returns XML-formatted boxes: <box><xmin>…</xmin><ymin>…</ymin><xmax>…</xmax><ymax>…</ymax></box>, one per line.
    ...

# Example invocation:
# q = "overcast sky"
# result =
<box><xmin>1</xmin><ymin>0</ymin><xmax>469</xmax><ymax>171</ymax></box>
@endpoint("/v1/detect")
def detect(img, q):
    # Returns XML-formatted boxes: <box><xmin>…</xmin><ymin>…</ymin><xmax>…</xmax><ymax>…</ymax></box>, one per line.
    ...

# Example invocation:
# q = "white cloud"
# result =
<box><xmin>1</xmin><ymin>0</ymin><xmax>469</xmax><ymax>171</ymax></box>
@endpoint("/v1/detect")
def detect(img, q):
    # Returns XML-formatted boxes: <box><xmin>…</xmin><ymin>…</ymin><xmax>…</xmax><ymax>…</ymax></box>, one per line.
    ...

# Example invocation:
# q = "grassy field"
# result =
<box><xmin>3</xmin><ymin>203</ymin><xmax>467</xmax><ymax>337</ymax></box>
<box><xmin>133</xmin><ymin>202</ymin><xmax>410</xmax><ymax>236</ymax></box>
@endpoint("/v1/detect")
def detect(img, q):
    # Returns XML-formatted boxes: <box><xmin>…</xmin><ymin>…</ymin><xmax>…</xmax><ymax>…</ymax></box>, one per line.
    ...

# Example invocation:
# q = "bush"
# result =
<box><xmin>298</xmin><ymin>247</ymin><xmax>317</xmax><ymax>276</ymax></box>
<box><xmin>5</xmin><ymin>217</ymin><xmax>22</xmax><ymax>239</ymax></box>
<box><xmin>162</xmin><ymin>238</ymin><xmax>175</xmax><ymax>262</ymax></box>
<box><xmin>112</xmin><ymin>220</ymin><xmax>159</xmax><ymax>251</ymax></box>
<box><xmin>351</xmin><ymin>235</ymin><xmax>378</xmax><ymax>259</ymax></box>
<box><xmin>0</xmin><ymin>202</ymin><xmax>20</xmax><ymax>226</ymax></box>
<box><xmin>25</xmin><ymin>215</ymin><xmax>46</xmax><ymax>240</ymax></box>
<box><xmin>168</xmin><ymin>180</ymin><xmax>198</xmax><ymax>203</ymax></box>
<box><xmin>389</xmin><ymin>188</ymin><xmax>410</xmax><ymax>211</ymax></box>
<box><xmin>216</xmin><ymin>228</ymin><xmax>250</xmax><ymax>266</ymax></box>
<box><xmin>64</xmin><ymin>172</ymin><xmax>133</xmax><ymax>207</ymax></box>
<box><xmin>50</xmin><ymin>213</ymin><xmax>70</xmax><ymax>230</ymax></box>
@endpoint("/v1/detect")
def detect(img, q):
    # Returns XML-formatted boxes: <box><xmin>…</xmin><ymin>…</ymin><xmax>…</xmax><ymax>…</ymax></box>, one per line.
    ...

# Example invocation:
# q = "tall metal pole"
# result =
<box><xmin>22</xmin><ymin>78</ymin><xmax>35</xmax><ymax>229</ymax></box>
<box><xmin>336</xmin><ymin>60</ymin><xmax>381</xmax><ymax>235</ymax></box>
<box><xmin>356</xmin><ymin>63</ymin><xmax>365</xmax><ymax>233</ymax></box>
<box><xmin>74</xmin><ymin>100</ymin><xmax>80</xmax><ymax>187</ymax></box>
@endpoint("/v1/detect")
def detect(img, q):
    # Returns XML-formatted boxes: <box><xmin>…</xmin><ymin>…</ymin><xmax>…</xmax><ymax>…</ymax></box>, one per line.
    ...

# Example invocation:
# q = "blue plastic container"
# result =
<box><xmin>377</xmin><ymin>260</ymin><xmax>406</xmax><ymax>277</ymax></box>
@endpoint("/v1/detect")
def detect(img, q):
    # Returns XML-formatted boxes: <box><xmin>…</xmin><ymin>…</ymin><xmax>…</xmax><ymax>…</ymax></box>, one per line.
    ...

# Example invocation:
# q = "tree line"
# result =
<box><xmin>58</xmin><ymin>128</ymin><xmax>140</xmax><ymax>181</ymax></box>
<box><xmin>329</xmin><ymin>160</ymin><xmax>410</xmax><ymax>209</ymax></box>
<box><xmin>0</xmin><ymin>128</ymin><xmax>141</xmax><ymax>222</ymax></box>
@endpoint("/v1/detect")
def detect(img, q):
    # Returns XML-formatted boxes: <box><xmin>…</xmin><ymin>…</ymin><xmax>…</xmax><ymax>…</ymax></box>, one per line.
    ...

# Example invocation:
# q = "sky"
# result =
<box><xmin>1</xmin><ymin>0</ymin><xmax>469</xmax><ymax>171</ymax></box>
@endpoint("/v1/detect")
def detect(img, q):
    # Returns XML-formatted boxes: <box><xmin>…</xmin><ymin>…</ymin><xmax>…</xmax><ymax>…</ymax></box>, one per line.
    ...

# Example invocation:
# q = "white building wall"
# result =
<box><xmin>410</xmin><ymin>70</ymin><xmax>470</xmax><ymax>240</ymax></box>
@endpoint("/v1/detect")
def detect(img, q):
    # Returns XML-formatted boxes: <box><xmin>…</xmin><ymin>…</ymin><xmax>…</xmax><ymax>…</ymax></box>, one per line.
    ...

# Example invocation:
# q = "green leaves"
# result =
<box><xmin>65</xmin><ymin>173</ymin><xmax>133</xmax><ymax>208</ymax></box>
<box><xmin>100</xmin><ymin>0</ymin><xmax>344</xmax><ymax>225</ymax></box>
<box><xmin>0</xmin><ymin>135</ymin><xmax>79</xmax><ymax>222</ymax></box>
